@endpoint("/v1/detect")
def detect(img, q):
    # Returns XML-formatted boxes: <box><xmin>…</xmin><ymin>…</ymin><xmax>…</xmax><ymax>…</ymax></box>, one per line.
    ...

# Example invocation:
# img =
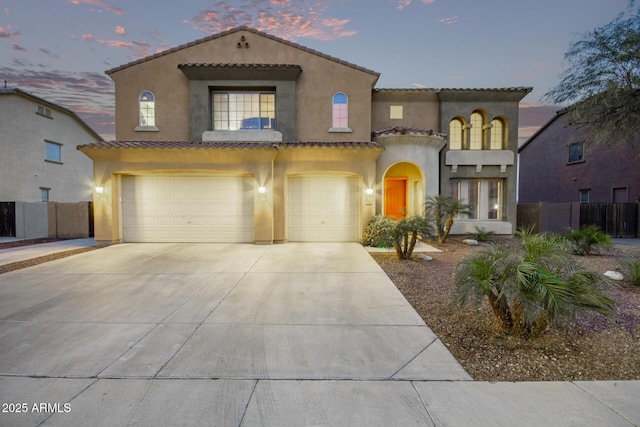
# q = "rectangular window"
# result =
<box><xmin>45</xmin><ymin>141</ymin><xmax>62</xmax><ymax>163</ymax></box>
<box><xmin>568</xmin><ymin>142</ymin><xmax>584</xmax><ymax>163</ymax></box>
<box><xmin>579</xmin><ymin>189</ymin><xmax>590</xmax><ymax>203</ymax></box>
<box><xmin>212</xmin><ymin>92</ymin><xmax>275</xmax><ymax>131</ymax></box>
<box><xmin>390</xmin><ymin>105</ymin><xmax>403</xmax><ymax>119</ymax></box>
<box><xmin>487</xmin><ymin>180</ymin><xmax>501</xmax><ymax>219</ymax></box>
<box><xmin>40</xmin><ymin>187</ymin><xmax>50</xmax><ymax>202</ymax></box>
<box><xmin>451</xmin><ymin>179</ymin><xmax>503</xmax><ymax>220</ymax></box>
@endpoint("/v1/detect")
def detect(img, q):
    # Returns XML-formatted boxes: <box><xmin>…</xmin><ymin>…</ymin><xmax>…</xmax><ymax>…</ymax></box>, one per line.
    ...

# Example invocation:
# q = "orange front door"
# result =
<box><xmin>384</xmin><ymin>178</ymin><xmax>407</xmax><ymax>219</ymax></box>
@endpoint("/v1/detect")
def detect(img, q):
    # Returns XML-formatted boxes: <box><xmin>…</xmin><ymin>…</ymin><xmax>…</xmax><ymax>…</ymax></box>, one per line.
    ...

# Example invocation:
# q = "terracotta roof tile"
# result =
<box><xmin>178</xmin><ymin>63</ymin><xmax>301</xmax><ymax>71</ymax></box>
<box><xmin>77</xmin><ymin>140</ymin><xmax>383</xmax><ymax>150</ymax></box>
<box><xmin>372</xmin><ymin>126</ymin><xmax>447</xmax><ymax>140</ymax></box>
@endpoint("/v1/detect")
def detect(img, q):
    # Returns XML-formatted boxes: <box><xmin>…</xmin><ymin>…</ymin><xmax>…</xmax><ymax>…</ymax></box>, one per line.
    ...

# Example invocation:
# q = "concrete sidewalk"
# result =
<box><xmin>0</xmin><ymin>238</ymin><xmax>96</xmax><ymax>266</ymax></box>
<box><xmin>0</xmin><ymin>242</ymin><xmax>638</xmax><ymax>426</ymax></box>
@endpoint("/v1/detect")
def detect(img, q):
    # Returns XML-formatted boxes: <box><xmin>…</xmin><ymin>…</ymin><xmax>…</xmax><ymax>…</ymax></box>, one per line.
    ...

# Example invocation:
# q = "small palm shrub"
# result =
<box><xmin>566</xmin><ymin>225</ymin><xmax>611</xmax><ymax>255</ymax></box>
<box><xmin>474</xmin><ymin>226</ymin><xmax>495</xmax><ymax>242</ymax></box>
<box><xmin>425</xmin><ymin>195</ymin><xmax>471</xmax><ymax>244</ymax></box>
<box><xmin>362</xmin><ymin>215</ymin><xmax>396</xmax><ymax>248</ymax></box>
<box><xmin>619</xmin><ymin>259</ymin><xmax>640</xmax><ymax>286</ymax></box>
<box><xmin>454</xmin><ymin>227</ymin><xmax>616</xmax><ymax>338</ymax></box>
<box><xmin>390</xmin><ymin>215</ymin><xmax>435</xmax><ymax>260</ymax></box>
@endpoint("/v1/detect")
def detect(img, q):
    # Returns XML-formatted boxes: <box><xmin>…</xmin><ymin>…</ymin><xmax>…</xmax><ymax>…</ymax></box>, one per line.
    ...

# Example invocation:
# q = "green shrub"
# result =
<box><xmin>619</xmin><ymin>258</ymin><xmax>640</xmax><ymax>286</ymax></box>
<box><xmin>362</xmin><ymin>215</ymin><xmax>396</xmax><ymax>248</ymax></box>
<box><xmin>390</xmin><ymin>215</ymin><xmax>435</xmax><ymax>260</ymax></box>
<box><xmin>566</xmin><ymin>225</ymin><xmax>611</xmax><ymax>255</ymax></box>
<box><xmin>474</xmin><ymin>226</ymin><xmax>495</xmax><ymax>242</ymax></box>
<box><xmin>454</xmin><ymin>227</ymin><xmax>616</xmax><ymax>338</ymax></box>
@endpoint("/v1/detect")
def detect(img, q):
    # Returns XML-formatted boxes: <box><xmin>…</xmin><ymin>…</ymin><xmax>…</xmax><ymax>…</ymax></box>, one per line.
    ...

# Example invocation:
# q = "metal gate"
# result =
<box><xmin>580</xmin><ymin>203</ymin><xmax>638</xmax><ymax>238</ymax></box>
<box><xmin>0</xmin><ymin>202</ymin><xmax>16</xmax><ymax>237</ymax></box>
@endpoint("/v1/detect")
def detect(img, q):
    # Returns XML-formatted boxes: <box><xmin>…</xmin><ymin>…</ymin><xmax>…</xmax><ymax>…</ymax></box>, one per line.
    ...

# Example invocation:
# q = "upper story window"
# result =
<box><xmin>137</xmin><ymin>90</ymin><xmax>157</xmax><ymax>131</ymax></box>
<box><xmin>45</xmin><ymin>141</ymin><xmax>62</xmax><ymax>163</ymax></box>
<box><xmin>212</xmin><ymin>91</ymin><xmax>276</xmax><ymax>130</ymax></box>
<box><xmin>330</xmin><ymin>92</ymin><xmax>350</xmax><ymax>131</ymax></box>
<box><xmin>568</xmin><ymin>142</ymin><xmax>584</xmax><ymax>163</ymax></box>
<box><xmin>390</xmin><ymin>105</ymin><xmax>403</xmax><ymax>120</ymax></box>
<box><xmin>36</xmin><ymin>105</ymin><xmax>52</xmax><ymax>118</ymax></box>
<box><xmin>490</xmin><ymin>118</ymin><xmax>505</xmax><ymax>150</ymax></box>
<box><xmin>449</xmin><ymin>118</ymin><xmax>465</xmax><ymax>150</ymax></box>
<box><xmin>469</xmin><ymin>111</ymin><xmax>485</xmax><ymax>150</ymax></box>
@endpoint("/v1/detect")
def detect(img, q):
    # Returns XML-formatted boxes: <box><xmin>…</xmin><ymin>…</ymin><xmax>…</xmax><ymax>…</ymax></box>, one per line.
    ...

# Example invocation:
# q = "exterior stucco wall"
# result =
<box><xmin>86</xmin><ymin>147</ymin><xmax>277</xmax><ymax>245</ymax></box>
<box><xmin>109</xmin><ymin>29</ymin><xmax>378</xmax><ymax>143</ymax></box>
<box><xmin>371</xmin><ymin>90</ymin><xmax>440</xmax><ymax>131</ymax></box>
<box><xmin>438</xmin><ymin>90</ymin><xmax>529</xmax><ymax>234</ymax></box>
<box><xmin>518</xmin><ymin>113</ymin><xmax>640</xmax><ymax>204</ymax></box>
<box><xmin>0</xmin><ymin>94</ymin><xmax>97</xmax><ymax>202</ymax></box>
<box><xmin>374</xmin><ymin>135</ymin><xmax>445</xmax><ymax>217</ymax></box>
<box><xmin>272</xmin><ymin>147</ymin><xmax>380</xmax><ymax>243</ymax></box>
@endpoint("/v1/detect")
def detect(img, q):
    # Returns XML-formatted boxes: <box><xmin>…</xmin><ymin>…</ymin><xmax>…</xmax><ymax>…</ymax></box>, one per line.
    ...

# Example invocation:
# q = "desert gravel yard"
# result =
<box><xmin>371</xmin><ymin>238</ymin><xmax>640</xmax><ymax>382</ymax></box>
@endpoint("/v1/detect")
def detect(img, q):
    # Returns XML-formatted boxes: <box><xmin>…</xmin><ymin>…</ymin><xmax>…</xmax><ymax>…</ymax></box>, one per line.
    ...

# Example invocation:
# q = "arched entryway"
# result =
<box><xmin>383</xmin><ymin>162</ymin><xmax>424</xmax><ymax>219</ymax></box>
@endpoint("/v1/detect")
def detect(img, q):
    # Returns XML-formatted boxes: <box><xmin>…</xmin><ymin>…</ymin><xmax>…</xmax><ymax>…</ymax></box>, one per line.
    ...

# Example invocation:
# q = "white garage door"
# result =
<box><xmin>288</xmin><ymin>175</ymin><xmax>360</xmax><ymax>242</ymax></box>
<box><xmin>122</xmin><ymin>175</ymin><xmax>254</xmax><ymax>242</ymax></box>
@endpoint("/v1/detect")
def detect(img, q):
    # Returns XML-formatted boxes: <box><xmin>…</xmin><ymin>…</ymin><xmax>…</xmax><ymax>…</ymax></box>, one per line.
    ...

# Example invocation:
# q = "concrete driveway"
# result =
<box><xmin>0</xmin><ymin>242</ymin><xmax>471</xmax><ymax>426</ymax></box>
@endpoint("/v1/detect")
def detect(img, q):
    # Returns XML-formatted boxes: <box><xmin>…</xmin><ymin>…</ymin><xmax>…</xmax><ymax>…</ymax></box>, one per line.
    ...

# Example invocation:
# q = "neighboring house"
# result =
<box><xmin>518</xmin><ymin>108</ymin><xmax>640</xmax><ymax>204</ymax></box>
<box><xmin>79</xmin><ymin>26</ymin><xmax>531</xmax><ymax>246</ymax></box>
<box><xmin>0</xmin><ymin>86</ymin><xmax>102</xmax><ymax>203</ymax></box>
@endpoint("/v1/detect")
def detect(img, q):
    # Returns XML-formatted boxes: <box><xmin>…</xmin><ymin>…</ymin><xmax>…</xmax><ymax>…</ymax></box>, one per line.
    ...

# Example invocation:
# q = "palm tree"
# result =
<box><xmin>425</xmin><ymin>195</ymin><xmax>471</xmax><ymax>243</ymax></box>
<box><xmin>390</xmin><ymin>215</ymin><xmax>435</xmax><ymax>260</ymax></box>
<box><xmin>454</xmin><ymin>227</ymin><xmax>616</xmax><ymax>338</ymax></box>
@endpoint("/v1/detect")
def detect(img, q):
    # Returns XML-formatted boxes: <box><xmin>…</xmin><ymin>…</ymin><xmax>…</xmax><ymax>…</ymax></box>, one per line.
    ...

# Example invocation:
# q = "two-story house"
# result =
<box><xmin>519</xmin><ymin>108</ymin><xmax>639</xmax><ymax>204</ymax></box>
<box><xmin>1</xmin><ymin>86</ymin><xmax>102</xmax><ymax>238</ymax></box>
<box><xmin>78</xmin><ymin>26</ymin><xmax>531</xmax><ymax>246</ymax></box>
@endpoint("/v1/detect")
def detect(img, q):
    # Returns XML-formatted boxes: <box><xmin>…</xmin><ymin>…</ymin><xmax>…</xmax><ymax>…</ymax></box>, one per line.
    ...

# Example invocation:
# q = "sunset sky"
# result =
<box><xmin>0</xmin><ymin>0</ymin><xmax>633</xmax><ymax>141</ymax></box>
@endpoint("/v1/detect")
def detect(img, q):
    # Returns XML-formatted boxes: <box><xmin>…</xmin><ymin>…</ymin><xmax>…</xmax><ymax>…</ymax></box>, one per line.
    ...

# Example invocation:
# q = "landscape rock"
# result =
<box><xmin>604</xmin><ymin>271</ymin><xmax>624</xmax><ymax>281</ymax></box>
<box><xmin>462</xmin><ymin>239</ymin><xmax>479</xmax><ymax>246</ymax></box>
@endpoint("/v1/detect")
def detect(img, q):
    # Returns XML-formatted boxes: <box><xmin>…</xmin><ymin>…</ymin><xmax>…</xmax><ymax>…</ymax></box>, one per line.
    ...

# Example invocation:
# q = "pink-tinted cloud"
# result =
<box><xmin>68</xmin><ymin>0</ymin><xmax>124</xmax><ymax>15</ymax></box>
<box><xmin>186</xmin><ymin>1</ymin><xmax>356</xmax><ymax>41</ymax></box>
<box><xmin>0</xmin><ymin>24</ymin><xmax>20</xmax><ymax>39</ymax></box>
<box><xmin>397</xmin><ymin>0</ymin><xmax>436</xmax><ymax>9</ymax></box>
<box><xmin>11</xmin><ymin>42</ymin><xmax>26</xmax><ymax>51</ymax></box>
<box><xmin>80</xmin><ymin>33</ymin><xmax>153</xmax><ymax>58</ymax></box>
<box><xmin>115</xmin><ymin>25</ymin><xmax>125</xmax><ymax>35</ymax></box>
<box><xmin>438</xmin><ymin>16</ymin><xmax>459</xmax><ymax>25</ymax></box>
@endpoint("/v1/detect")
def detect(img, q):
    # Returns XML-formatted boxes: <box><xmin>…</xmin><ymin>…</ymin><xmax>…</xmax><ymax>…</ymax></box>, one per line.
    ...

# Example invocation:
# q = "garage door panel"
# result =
<box><xmin>122</xmin><ymin>175</ymin><xmax>254</xmax><ymax>242</ymax></box>
<box><xmin>288</xmin><ymin>175</ymin><xmax>360</xmax><ymax>242</ymax></box>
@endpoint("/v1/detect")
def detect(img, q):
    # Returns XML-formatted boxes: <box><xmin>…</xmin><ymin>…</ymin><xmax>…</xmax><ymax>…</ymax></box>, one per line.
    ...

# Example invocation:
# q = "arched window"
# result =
<box><xmin>449</xmin><ymin>118</ymin><xmax>464</xmax><ymax>150</ymax></box>
<box><xmin>490</xmin><ymin>118</ymin><xmax>505</xmax><ymax>150</ymax></box>
<box><xmin>332</xmin><ymin>92</ymin><xmax>348</xmax><ymax>129</ymax></box>
<box><xmin>469</xmin><ymin>111</ymin><xmax>484</xmax><ymax>150</ymax></box>
<box><xmin>139</xmin><ymin>90</ymin><xmax>155</xmax><ymax>127</ymax></box>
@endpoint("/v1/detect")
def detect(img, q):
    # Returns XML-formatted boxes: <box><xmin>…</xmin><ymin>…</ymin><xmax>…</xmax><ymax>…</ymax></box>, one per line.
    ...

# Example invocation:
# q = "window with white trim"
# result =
<box><xmin>451</xmin><ymin>179</ymin><xmax>504</xmax><ymax>220</ymax></box>
<box><xmin>331</xmin><ymin>92</ymin><xmax>349</xmax><ymax>129</ymax></box>
<box><xmin>138</xmin><ymin>91</ymin><xmax>156</xmax><ymax>127</ymax></box>
<box><xmin>212</xmin><ymin>91</ymin><xmax>275</xmax><ymax>130</ymax></box>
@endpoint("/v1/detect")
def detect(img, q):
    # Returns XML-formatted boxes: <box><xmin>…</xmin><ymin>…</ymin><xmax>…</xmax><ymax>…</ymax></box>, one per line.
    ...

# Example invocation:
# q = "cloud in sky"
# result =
<box><xmin>186</xmin><ymin>0</ymin><xmax>356</xmax><ymax>41</ymax></box>
<box><xmin>397</xmin><ymin>0</ymin><xmax>436</xmax><ymax>10</ymax></box>
<box><xmin>68</xmin><ymin>0</ymin><xmax>124</xmax><ymax>15</ymax></box>
<box><xmin>81</xmin><ymin>33</ymin><xmax>154</xmax><ymax>58</ymax></box>
<box><xmin>115</xmin><ymin>25</ymin><xmax>125</xmax><ymax>35</ymax></box>
<box><xmin>438</xmin><ymin>16</ymin><xmax>459</xmax><ymax>25</ymax></box>
<box><xmin>0</xmin><ymin>24</ymin><xmax>20</xmax><ymax>39</ymax></box>
<box><xmin>11</xmin><ymin>42</ymin><xmax>26</xmax><ymax>51</ymax></box>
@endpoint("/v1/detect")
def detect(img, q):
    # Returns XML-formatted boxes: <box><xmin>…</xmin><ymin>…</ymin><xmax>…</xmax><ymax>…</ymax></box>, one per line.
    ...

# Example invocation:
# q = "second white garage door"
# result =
<box><xmin>122</xmin><ymin>175</ymin><xmax>254</xmax><ymax>242</ymax></box>
<box><xmin>287</xmin><ymin>175</ymin><xmax>360</xmax><ymax>242</ymax></box>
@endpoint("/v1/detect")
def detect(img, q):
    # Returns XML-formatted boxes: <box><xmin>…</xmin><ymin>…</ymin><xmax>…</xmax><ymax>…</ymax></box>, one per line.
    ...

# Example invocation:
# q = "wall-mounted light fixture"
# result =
<box><xmin>258</xmin><ymin>186</ymin><xmax>267</xmax><ymax>194</ymax></box>
<box><xmin>95</xmin><ymin>186</ymin><xmax>104</xmax><ymax>194</ymax></box>
<box><xmin>365</xmin><ymin>188</ymin><xmax>374</xmax><ymax>205</ymax></box>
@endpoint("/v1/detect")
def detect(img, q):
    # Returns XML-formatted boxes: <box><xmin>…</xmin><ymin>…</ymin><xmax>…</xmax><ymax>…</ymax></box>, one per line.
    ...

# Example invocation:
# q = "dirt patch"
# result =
<box><xmin>371</xmin><ymin>238</ymin><xmax>640</xmax><ymax>381</ymax></box>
